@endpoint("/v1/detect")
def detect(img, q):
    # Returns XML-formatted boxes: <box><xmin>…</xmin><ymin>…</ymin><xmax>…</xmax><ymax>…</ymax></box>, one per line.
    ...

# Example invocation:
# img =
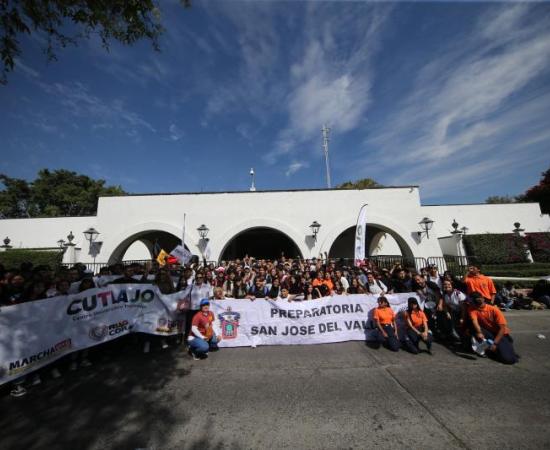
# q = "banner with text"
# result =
<box><xmin>0</xmin><ymin>284</ymin><xmax>191</xmax><ymax>385</ymax></box>
<box><xmin>210</xmin><ymin>293</ymin><xmax>413</xmax><ymax>347</ymax></box>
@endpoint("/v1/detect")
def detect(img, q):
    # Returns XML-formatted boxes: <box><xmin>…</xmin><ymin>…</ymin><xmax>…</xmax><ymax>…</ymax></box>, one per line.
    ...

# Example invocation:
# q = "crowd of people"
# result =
<box><xmin>2</xmin><ymin>255</ymin><xmax>549</xmax><ymax>398</ymax></box>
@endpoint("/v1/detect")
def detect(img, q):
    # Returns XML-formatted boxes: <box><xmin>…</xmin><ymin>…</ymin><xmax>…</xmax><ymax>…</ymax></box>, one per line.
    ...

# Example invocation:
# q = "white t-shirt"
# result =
<box><xmin>367</xmin><ymin>280</ymin><xmax>387</xmax><ymax>295</ymax></box>
<box><xmin>190</xmin><ymin>282</ymin><xmax>213</xmax><ymax>310</ymax></box>
<box><xmin>443</xmin><ymin>289</ymin><xmax>466</xmax><ymax>310</ymax></box>
<box><xmin>340</xmin><ymin>276</ymin><xmax>350</xmax><ymax>291</ymax></box>
<box><xmin>428</xmin><ymin>274</ymin><xmax>443</xmax><ymax>291</ymax></box>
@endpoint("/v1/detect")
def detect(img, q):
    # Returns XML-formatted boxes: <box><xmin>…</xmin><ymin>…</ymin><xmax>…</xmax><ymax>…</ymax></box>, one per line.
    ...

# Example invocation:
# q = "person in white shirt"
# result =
<box><xmin>436</xmin><ymin>280</ymin><xmax>466</xmax><ymax>342</ymax></box>
<box><xmin>365</xmin><ymin>272</ymin><xmax>387</xmax><ymax>295</ymax></box>
<box><xmin>427</xmin><ymin>265</ymin><xmax>443</xmax><ymax>292</ymax></box>
<box><xmin>336</xmin><ymin>270</ymin><xmax>349</xmax><ymax>292</ymax></box>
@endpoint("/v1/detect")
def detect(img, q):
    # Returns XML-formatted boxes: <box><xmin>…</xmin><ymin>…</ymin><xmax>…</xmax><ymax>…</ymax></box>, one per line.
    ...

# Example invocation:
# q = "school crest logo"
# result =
<box><xmin>89</xmin><ymin>325</ymin><xmax>108</xmax><ymax>341</ymax></box>
<box><xmin>218</xmin><ymin>307</ymin><xmax>241</xmax><ymax>340</ymax></box>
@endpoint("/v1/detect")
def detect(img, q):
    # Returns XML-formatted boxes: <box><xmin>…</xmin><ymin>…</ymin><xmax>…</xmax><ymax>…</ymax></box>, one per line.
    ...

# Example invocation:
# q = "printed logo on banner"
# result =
<box><xmin>7</xmin><ymin>339</ymin><xmax>72</xmax><ymax>375</ymax></box>
<box><xmin>89</xmin><ymin>320</ymin><xmax>130</xmax><ymax>341</ymax></box>
<box><xmin>218</xmin><ymin>307</ymin><xmax>241</xmax><ymax>339</ymax></box>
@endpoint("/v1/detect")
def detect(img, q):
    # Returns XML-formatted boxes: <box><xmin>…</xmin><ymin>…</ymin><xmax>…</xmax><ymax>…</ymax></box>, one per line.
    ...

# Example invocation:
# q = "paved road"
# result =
<box><xmin>2</xmin><ymin>311</ymin><xmax>550</xmax><ymax>450</ymax></box>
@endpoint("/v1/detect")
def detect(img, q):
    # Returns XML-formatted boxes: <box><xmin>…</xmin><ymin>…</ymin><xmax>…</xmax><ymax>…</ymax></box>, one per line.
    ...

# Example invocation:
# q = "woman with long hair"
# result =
<box><xmin>403</xmin><ymin>297</ymin><xmax>433</xmax><ymax>354</ymax></box>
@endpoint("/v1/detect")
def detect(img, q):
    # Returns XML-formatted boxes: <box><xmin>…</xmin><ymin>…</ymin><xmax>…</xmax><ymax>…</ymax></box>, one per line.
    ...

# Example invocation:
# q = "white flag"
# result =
<box><xmin>170</xmin><ymin>245</ymin><xmax>192</xmax><ymax>265</ymax></box>
<box><xmin>354</xmin><ymin>204</ymin><xmax>368</xmax><ymax>266</ymax></box>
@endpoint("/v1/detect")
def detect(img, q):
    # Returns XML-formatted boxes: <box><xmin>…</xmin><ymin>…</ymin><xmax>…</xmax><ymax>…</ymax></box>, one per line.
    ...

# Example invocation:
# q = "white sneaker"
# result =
<box><xmin>80</xmin><ymin>358</ymin><xmax>92</xmax><ymax>367</ymax></box>
<box><xmin>30</xmin><ymin>374</ymin><xmax>41</xmax><ymax>386</ymax></box>
<box><xmin>10</xmin><ymin>385</ymin><xmax>27</xmax><ymax>397</ymax></box>
<box><xmin>50</xmin><ymin>367</ymin><xmax>62</xmax><ymax>379</ymax></box>
<box><xmin>143</xmin><ymin>341</ymin><xmax>151</xmax><ymax>353</ymax></box>
<box><xmin>161</xmin><ymin>339</ymin><xmax>169</xmax><ymax>349</ymax></box>
<box><xmin>69</xmin><ymin>361</ymin><xmax>78</xmax><ymax>371</ymax></box>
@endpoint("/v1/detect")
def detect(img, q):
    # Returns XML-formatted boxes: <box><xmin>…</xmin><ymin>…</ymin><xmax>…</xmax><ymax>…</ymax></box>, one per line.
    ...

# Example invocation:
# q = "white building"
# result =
<box><xmin>0</xmin><ymin>187</ymin><xmax>548</xmax><ymax>267</ymax></box>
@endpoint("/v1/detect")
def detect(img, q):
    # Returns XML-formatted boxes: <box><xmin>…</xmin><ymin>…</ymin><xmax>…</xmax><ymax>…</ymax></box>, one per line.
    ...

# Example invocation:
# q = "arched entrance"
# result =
<box><xmin>220</xmin><ymin>227</ymin><xmax>303</xmax><ymax>261</ymax></box>
<box><xmin>108</xmin><ymin>230</ymin><xmax>188</xmax><ymax>264</ymax></box>
<box><xmin>328</xmin><ymin>225</ymin><xmax>413</xmax><ymax>259</ymax></box>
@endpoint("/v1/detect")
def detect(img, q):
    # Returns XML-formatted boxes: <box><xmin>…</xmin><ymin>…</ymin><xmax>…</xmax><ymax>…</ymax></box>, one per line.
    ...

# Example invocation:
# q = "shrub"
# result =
<box><xmin>527</xmin><ymin>232</ymin><xmax>550</xmax><ymax>263</ymax></box>
<box><xmin>482</xmin><ymin>263</ymin><xmax>550</xmax><ymax>278</ymax></box>
<box><xmin>0</xmin><ymin>249</ymin><xmax>64</xmax><ymax>270</ymax></box>
<box><xmin>462</xmin><ymin>233</ymin><xmax>529</xmax><ymax>265</ymax></box>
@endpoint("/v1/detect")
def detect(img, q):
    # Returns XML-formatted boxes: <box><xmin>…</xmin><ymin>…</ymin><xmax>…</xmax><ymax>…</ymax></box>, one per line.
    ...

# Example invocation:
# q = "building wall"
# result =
<box><xmin>1</xmin><ymin>190</ymin><xmax>548</xmax><ymax>264</ymax></box>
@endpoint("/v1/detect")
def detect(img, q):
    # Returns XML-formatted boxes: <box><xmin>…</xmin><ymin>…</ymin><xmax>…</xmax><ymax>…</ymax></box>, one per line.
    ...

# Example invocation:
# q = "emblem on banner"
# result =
<box><xmin>218</xmin><ymin>307</ymin><xmax>241</xmax><ymax>340</ymax></box>
<box><xmin>89</xmin><ymin>325</ymin><xmax>108</xmax><ymax>341</ymax></box>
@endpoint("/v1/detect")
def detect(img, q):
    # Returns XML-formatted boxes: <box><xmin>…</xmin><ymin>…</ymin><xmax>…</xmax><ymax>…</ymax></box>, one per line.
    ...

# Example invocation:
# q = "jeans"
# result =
<box><xmin>374</xmin><ymin>324</ymin><xmax>400</xmax><ymax>352</ymax></box>
<box><xmin>403</xmin><ymin>326</ymin><xmax>432</xmax><ymax>354</ymax></box>
<box><xmin>480</xmin><ymin>328</ymin><xmax>517</xmax><ymax>365</ymax></box>
<box><xmin>189</xmin><ymin>335</ymin><xmax>219</xmax><ymax>356</ymax></box>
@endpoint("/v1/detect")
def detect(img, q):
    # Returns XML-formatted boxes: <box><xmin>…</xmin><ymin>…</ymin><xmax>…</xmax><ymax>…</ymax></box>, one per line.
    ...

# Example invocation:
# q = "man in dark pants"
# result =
<box><xmin>469</xmin><ymin>292</ymin><xmax>518</xmax><ymax>364</ymax></box>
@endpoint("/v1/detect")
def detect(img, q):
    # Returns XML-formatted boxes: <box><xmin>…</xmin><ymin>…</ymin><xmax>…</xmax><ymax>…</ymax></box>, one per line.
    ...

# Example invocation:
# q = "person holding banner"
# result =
<box><xmin>372</xmin><ymin>296</ymin><xmax>400</xmax><ymax>352</ymax></box>
<box><xmin>188</xmin><ymin>299</ymin><xmax>222</xmax><ymax>360</ymax></box>
<box><xmin>403</xmin><ymin>297</ymin><xmax>433</xmax><ymax>354</ymax></box>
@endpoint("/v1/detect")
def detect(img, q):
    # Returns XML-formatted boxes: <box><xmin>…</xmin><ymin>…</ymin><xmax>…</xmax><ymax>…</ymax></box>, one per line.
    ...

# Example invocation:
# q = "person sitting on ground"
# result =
<box><xmin>412</xmin><ymin>274</ymin><xmax>441</xmax><ymax>331</ymax></box>
<box><xmin>365</xmin><ymin>272</ymin><xmax>387</xmax><ymax>295</ymax></box>
<box><xmin>495</xmin><ymin>281</ymin><xmax>518</xmax><ymax>311</ymax></box>
<box><xmin>469</xmin><ymin>292</ymin><xmax>518</xmax><ymax>365</ymax></box>
<box><xmin>531</xmin><ymin>279</ymin><xmax>550</xmax><ymax>308</ymax></box>
<box><xmin>372</xmin><ymin>296</ymin><xmax>400</xmax><ymax>352</ymax></box>
<box><xmin>437</xmin><ymin>280</ymin><xmax>466</xmax><ymax>342</ymax></box>
<box><xmin>464</xmin><ymin>265</ymin><xmax>496</xmax><ymax>305</ymax></box>
<box><xmin>188</xmin><ymin>299</ymin><xmax>222</xmax><ymax>360</ymax></box>
<box><xmin>402</xmin><ymin>297</ymin><xmax>432</xmax><ymax>354</ymax></box>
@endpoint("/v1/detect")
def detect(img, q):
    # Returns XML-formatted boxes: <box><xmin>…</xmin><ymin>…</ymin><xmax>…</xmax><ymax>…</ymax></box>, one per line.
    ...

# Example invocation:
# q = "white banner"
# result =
<box><xmin>354</xmin><ymin>204</ymin><xmax>368</xmax><ymax>266</ymax></box>
<box><xmin>209</xmin><ymin>293</ymin><xmax>413</xmax><ymax>347</ymax></box>
<box><xmin>0</xmin><ymin>284</ymin><xmax>191</xmax><ymax>385</ymax></box>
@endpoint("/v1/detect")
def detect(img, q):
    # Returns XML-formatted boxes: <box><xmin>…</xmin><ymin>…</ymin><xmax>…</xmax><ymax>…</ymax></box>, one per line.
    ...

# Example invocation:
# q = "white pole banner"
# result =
<box><xmin>354</xmin><ymin>203</ymin><xmax>368</xmax><ymax>266</ymax></box>
<box><xmin>209</xmin><ymin>293</ymin><xmax>413</xmax><ymax>347</ymax></box>
<box><xmin>0</xmin><ymin>284</ymin><xmax>191</xmax><ymax>385</ymax></box>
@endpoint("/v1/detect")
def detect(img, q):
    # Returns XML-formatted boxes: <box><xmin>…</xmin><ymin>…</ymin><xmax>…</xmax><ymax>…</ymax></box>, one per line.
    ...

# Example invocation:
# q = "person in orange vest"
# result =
<box><xmin>403</xmin><ymin>297</ymin><xmax>433</xmax><ymax>354</ymax></box>
<box><xmin>469</xmin><ymin>292</ymin><xmax>518</xmax><ymax>364</ymax></box>
<box><xmin>372</xmin><ymin>296</ymin><xmax>400</xmax><ymax>352</ymax></box>
<box><xmin>464</xmin><ymin>265</ymin><xmax>496</xmax><ymax>304</ymax></box>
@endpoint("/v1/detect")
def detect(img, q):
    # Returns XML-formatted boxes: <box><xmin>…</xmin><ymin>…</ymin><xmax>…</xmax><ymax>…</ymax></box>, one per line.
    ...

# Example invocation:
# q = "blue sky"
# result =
<box><xmin>1</xmin><ymin>1</ymin><xmax>549</xmax><ymax>204</ymax></box>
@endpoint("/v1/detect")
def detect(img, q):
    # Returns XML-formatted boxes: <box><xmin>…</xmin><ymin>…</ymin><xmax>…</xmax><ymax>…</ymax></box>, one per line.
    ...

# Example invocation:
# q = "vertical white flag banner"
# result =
<box><xmin>182</xmin><ymin>213</ymin><xmax>186</xmax><ymax>248</ymax></box>
<box><xmin>354</xmin><ymin>204</ymin><xmax>368</xmax><ymax>266</ymax></box>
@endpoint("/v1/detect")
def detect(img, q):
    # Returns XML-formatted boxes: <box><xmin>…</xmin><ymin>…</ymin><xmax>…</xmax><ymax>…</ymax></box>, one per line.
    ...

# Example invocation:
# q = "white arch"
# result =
<box><xmin>102</xmin><ymin>221</ymin><xmax>201</xmax><ymax>264</ymax></box>
<box><xmin>318</xmin><ymin>213</ymin><xmax>417</xmax><ymax>259</ymax></box>
<box><xmin>214</xmin><ymin>218</ymin><xmax>307</xmax><ymax>261</ymax></box>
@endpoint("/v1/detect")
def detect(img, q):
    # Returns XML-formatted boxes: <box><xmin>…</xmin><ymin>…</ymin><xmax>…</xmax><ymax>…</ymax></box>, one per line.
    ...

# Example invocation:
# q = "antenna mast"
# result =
<box><xmin>322</xmin><ymin>124</ymin><xmax>332</xmax><ymax>188</ymax></box>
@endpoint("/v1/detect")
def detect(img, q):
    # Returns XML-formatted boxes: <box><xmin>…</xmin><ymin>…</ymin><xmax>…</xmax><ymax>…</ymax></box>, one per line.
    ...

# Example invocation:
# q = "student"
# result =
<box><xmin>188</xmin><ymin>299</ymin><xmax>222</xmax><ymax>360</ymax></box>
<box><xmin>365</xmin><ymin>273</ymin><xmax>387</xmax><ymax>295</ymax></box>
<box><xmin>372</xmin><ymin>296</ymin><xmax>400</xmax><ymax>351</ymax></box>
<box><xmin>469</xmin><ymin>292</ymin><xmax>518</xmax><ymax>364</ymax></box>
<box><xmin>403</xmin><ymin>297</ymin><xmax>432</xmax><ymax>354</ymax></box>
<box><xmin>464</xmin><ymin>266</ymin><xmax>496</xmax><ymax>304</ymax></box>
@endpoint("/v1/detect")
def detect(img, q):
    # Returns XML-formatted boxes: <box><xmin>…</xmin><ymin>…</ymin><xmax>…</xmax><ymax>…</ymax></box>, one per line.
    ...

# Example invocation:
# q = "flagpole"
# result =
<box><xmin>182</xmin><ymin>213</ymin><xmax>186</xmax><ymax>248</ymax></box>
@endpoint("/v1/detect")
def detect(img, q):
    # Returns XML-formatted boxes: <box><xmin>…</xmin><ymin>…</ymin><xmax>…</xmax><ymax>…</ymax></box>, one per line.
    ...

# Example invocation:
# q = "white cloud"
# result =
<box><xmin>285</xmin><ymin>161</ymin><xmax>309</xmax><ymax>177</ymax></box>
<box><xmin>169</xmin><ymin>123</ymin><xmax>184</xmax><ymax>141</ymax></box>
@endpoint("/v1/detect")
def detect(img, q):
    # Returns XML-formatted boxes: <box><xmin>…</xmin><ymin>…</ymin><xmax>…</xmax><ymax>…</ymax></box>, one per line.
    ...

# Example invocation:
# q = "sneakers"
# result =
<box><xmin>50</xmin><ymin>367</ymin><xmax>62</xmax><ymax>379</ymax></box>
<box><xmin>30</xmin><ymin>374</ymin><xmax>41</xmax><ymax>386</ymax></box>
<box><xmin>80</xmin><ymin>358</ymin><xmax>92</xmax><ymax>367</ymax></box>
<box><xmin>161</xmin><ymin>339</ymin><xmax>169</xmax><ymax>349</ymax></box>
<box><xmin>10</xmin><ymin>385</ymin><xmax>27</xmax><ymax>397</ymax></box>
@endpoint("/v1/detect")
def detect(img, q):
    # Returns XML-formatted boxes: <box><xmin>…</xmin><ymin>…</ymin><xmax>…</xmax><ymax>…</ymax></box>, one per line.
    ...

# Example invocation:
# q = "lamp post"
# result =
<box><xmin>310</xmin><ymin>221</ymin><xmax>321</xmax><ymax>243</ymax></box>
<box><xmin>83</xmin><ymin>227</ymin><xmax>100</xmax><ymax>264</ymax></box>
<box><xmin>197</xmin><ymin>224</ymin><xmax>210</xmax><ymax>266</ymax></box>
<box><xmin>417</xmin><ymin>217</ymin><xmax>434</xmax><ymax>239</ymax></box>
<box><xmin>1</xmin><ymin>237</ymin><xmax>12</xmax><ymax>250</ymax></box>
<box><xmin>249</xmin><ymin>168</ymin><xmax>256</xmax><ymax>192</ymax></box>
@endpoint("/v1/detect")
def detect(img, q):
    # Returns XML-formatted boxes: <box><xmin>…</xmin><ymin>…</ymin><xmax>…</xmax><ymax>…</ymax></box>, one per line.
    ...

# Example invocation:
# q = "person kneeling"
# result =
<box><xmin>188</xmin><ymin>299</ymin><xmax>222</xmax><ymax>360</ymax></box>
<box><xmin>469</xmin><ymin>292</ymin><xmax>518</xmax><ymax>365</ymax></box>
<box><xmin>372</xmin><ymin>296</ymin><xmax>400</xmax><ymax>352</ymax></box>
<box><xmin>403</xmin><ymin>297</ymin><xmax>433</xmax><ymax>354</ymax></box>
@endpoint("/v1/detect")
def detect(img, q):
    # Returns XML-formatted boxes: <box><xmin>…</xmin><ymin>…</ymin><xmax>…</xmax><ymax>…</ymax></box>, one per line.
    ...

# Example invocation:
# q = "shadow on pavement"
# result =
<box><xmin>0</xmin><ymin>335</ymin><xmax>191</xmax><ymax>450</ymax></box>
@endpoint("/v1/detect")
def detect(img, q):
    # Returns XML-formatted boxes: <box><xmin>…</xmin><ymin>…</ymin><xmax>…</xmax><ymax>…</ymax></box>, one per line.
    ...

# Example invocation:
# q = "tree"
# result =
<box><xmin>518</xmin><ymin>167</ymin><xmax>550</xmax><ymax>214</ymax></box>
<box><xmin>336</xmin><ymin>178</ymin><xmax>383</xmax><ymax>189</ymax></box>
<box><xmin>485</xmin><ymin>195</ymin><xmax>517</xmax><ymax>204</ymax></box>
<box><xmin>0</xmin><ymin>169</ymin><xmax>126</xmax><ymax>218</ymax></box>
<box><xmin>0</xmin><ymin>0</ymin><xmax>191</xmax><ymax>84</ymax></box>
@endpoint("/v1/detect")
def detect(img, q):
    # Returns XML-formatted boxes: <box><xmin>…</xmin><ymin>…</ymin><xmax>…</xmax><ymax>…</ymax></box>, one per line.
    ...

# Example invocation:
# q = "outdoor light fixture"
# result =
<box><xmin>249</xmin><ymin>168</ymin><xmax>256</xmax><ymax>192</ymax></box>
<box><xmin>67</xmin><ymin>231</ymin><xmax>75</xmax><ymax>245</ymax></box>
<box><xmin>310</xmin><ymin>221</ymin><xmax>321</xmax><ymax>242</ymax></box>
<box><xmin>197</xmin><ymin>224</ymin><xmax>210</xmax><ymax>239</ymax></box>
<box><xmin>83</xmin><ymin>227</ymin><xmax>100</xmax><ymax>243</ymax></box>
<box><xmin>417</xmin><ymin>217</ymin><xmax>434</xmax><ymax>239</ymax></box>
<box><xmin>1</xmin><ymin>237</ymin><xmax>11</xmax><ymax>248</ymax></box>
<box><xmin>513</xmin><ymin>222</ymin><xmax>524</xmax><ymax>234</ymax></box>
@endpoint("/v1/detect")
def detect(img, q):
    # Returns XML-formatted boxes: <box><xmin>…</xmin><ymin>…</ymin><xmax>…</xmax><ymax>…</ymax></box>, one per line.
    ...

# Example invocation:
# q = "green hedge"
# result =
<box><xmin>463</xmin><ymin>233</ymin><xmax>529</xmax><ymax>264</ymax></box>
<box><xmin>527</xmin><ymin>232</ymin><xmax>550</xmax><ymax>263</ymax></box>
<box><xmin>0</xmin><ymin>249</ymin><xmax>64</xmax><ymax>270</ymax></box>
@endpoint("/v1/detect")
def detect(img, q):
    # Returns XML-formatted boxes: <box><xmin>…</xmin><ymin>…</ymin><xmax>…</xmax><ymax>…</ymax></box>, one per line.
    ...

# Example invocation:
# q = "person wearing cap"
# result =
<box><xmin>188</xmin><ymin>299</ymin><xmax>222</xmax><ymax>360</ymax></box>
<box><xmin>371</xmin><ymin>296</ymin><xmax>400</xmax><ymax>352</ymax></box>
<box><xmin>403</xmin><ymin>297</ymin><xmax>433</xmax><ymax>354</ymax></box>
<box><xmin>468</xmin><ymin>292</ymin><xmax>518</xmax><ymax>364</ymax></box>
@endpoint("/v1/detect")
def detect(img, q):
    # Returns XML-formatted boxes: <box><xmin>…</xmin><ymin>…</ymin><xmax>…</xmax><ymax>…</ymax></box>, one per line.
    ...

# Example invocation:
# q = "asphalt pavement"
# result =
<box><xmin>1</xmin><ymin>310</ymin><xmax>550</xmax><ymax>450</ymax></box>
